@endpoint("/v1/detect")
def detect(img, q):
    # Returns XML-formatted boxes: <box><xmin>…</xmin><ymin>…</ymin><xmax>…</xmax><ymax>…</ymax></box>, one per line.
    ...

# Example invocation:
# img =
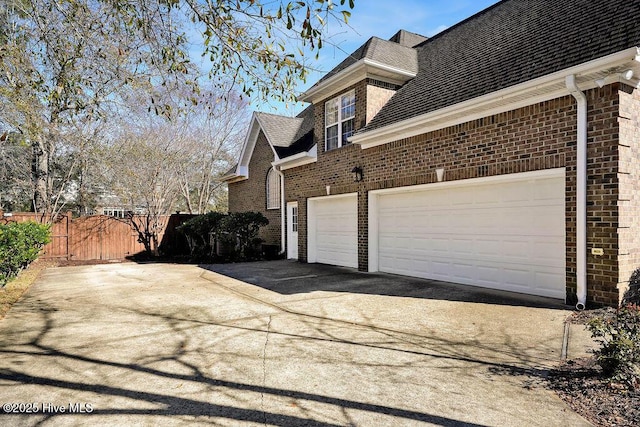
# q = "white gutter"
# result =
<box><xmin>362</xmin><ymin>58</ymin><xmax>418</xmax><ymax>78</ymax></box>
<box><xmin>300</xmin><ymin>59</ymin><xmax>417</xmax><ymax>103</ymax></box>
<box><xmin>274</xmin><ymin>167</ymin><xmax>286</xmax><ymax>255</ymax></box>
<box><xmin>272</xmin><ymin>145</ymin><xmax>318</xmax><ymax>170</ymax></box>
<box><xmin>351</xmin><ymin>47</ymin><xmax>639</xmax><ymax>148</ymax></box>
<box><xmin>566</xmin><ymin>74</ymin><xmax>587</xmax><ymax>311</ymax></box>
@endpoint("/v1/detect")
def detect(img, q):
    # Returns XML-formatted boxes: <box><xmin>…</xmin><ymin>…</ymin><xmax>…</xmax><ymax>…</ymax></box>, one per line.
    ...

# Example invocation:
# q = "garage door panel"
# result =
<box><xmin>310</xmin><ymin>195</ymin><xmax>357</xmax><ymax>268</ymax></box>
<box><xmin>376</xmin><ymin>172</ymin><xmax>566</xmax><ymax>299</ymax></box>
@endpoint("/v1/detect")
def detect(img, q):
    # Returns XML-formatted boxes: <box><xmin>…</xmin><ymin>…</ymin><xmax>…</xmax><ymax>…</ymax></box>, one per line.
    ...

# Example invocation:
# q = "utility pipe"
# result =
<box><xmin>275</xmin><ymin>167</ymin><xmax>286</xmax><ymax>255</ymax></box>
<box><xmin>565</xmin><ymin>74</ymin><xmax>587</xmax><ymax>310</ymax></box>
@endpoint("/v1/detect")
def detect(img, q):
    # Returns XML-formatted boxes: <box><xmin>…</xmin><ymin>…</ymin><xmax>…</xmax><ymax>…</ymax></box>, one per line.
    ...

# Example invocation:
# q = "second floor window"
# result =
<box><xmin>325</xmin><ymin>90</ymin><xmax>355</xmax><ymax>151</ymax></box>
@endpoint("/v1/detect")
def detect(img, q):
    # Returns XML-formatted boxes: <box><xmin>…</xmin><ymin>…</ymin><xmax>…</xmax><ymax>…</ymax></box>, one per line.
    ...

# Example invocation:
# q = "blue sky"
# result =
<box><xmin>256</xmin><ymin>0</ymin><xmax>499</xmax><ymax>115</ymax></box>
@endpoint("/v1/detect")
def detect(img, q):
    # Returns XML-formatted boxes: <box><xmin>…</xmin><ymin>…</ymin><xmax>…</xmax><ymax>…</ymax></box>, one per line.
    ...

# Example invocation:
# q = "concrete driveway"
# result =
<box><xmin>0</xmin><ymin>261</ymin><xmax>593</xmax><ymax>426</ymax></box>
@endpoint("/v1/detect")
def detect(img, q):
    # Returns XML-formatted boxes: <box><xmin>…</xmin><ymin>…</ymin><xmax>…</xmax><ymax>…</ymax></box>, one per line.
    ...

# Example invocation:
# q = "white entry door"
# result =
<box><xmin>287</xmin><ymin>201</ymin><xmax>298</xmax><ymax>259</ymax></box>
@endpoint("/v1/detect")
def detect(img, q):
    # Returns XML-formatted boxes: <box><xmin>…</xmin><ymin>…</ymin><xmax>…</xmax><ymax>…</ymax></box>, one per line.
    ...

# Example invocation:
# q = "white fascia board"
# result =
<box><xmin>299</xmin><ymin>60</ymin><xmax>417</xmax><ymax>104</ymax></box>
<box><xmin>230</xmin><ymin>112</ymin><xmax>282</xmax><ymax>182</ymax></box>
<box><xmin>362</xmin><ymin>58</ymin><xmax>417</xmax><ymax>79</ymax></box>
<box><xmin>272</xmin><ymin>144</ymin><xmax>317</xmax><ymax>170</ymax></box>
<box><xmin>253</xmin><ymin>114</ymin><xmax>281</xmax><ymax>161</ymax></box>
<box><xmin>219</xmin><ymin>165</ymin><xmax>249</xmax><ymax>183</ymax></box>
<box><xmin>299</xmin><ymin>62</ymin><xmax>366</xmax><ymax>103</ymax></box>
<box><xmin>351</xmin><ymin>47</ymin><xmax>640</xmax><ymax>149</ymax></box>
<box><xmin>234</xmin><ymin>114</ymin><xmax>262</xmax><ymax>179</ymax></box>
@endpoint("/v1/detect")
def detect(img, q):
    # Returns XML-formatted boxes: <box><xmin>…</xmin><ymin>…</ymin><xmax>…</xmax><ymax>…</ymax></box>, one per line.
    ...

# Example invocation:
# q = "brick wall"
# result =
<box><xmin>618</xmin><ymin>84</ymin><xmax>640</xmax><ymax>303</ymax></box>
<box><xmin>228</xmin><ymin>130</ymin><xmax>281</xmax><ymax>247</ymax></box>
<box><xmin>283</xmin><ymin>81</ymin><xmax>627</xmax><ymax>306</ymax></box>
<box><xmin>366</xmin><ymin>83</ymin><xmax>397</xmax><ymax>125</ymax></box>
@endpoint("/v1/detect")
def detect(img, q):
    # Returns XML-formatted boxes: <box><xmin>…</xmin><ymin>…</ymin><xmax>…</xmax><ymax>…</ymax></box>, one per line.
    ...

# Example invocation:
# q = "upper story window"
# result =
<box><xmin>325</xmin><ymin>90</ymin><xmax>355</xmax><ymax>151</ymax></box>
<box><xmin>266</xmin><ymin>167</ymin><xmax>280</xmax><ymax>209</ymax></box>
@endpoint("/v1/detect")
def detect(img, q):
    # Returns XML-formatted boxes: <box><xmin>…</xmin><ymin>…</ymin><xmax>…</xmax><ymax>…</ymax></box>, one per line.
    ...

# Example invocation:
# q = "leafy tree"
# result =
<box><xmin>0</xmin><ymin>0</ymin><xmax>354</xmax><ymax>216</ymax></box>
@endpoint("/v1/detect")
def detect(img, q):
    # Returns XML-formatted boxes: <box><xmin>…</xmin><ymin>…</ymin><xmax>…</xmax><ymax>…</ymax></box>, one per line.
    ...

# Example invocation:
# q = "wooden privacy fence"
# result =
<box><xmin>1</xmin><ymin>212</ymin><xmax>195</xmax><ymax>261</ymax></box>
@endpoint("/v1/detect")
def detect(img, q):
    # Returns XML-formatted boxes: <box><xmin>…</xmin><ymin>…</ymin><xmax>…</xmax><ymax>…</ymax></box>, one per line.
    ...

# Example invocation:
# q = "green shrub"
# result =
<box><xmin>221</xmin><ymin>212</ymin><xmax>269</xmax><ymax>259</ymax></box>
<box><xmin>178</xmin><ymin>212</ymin><xmax>227</xmax><ymax>258</ymax></box>
<box><xmin>177</xmin><ymin>211</ymin><xmax>268</xmax><ymax>261</ymax></box>
<box><xmin>587</xmin><ymin>304</ymin><xmax>640</xmax><ymax>389</ymax></box>
<box><xmin>0</xmin><ymin>221</ymin><xmax>51</xmax><ymax>286</ymax></box>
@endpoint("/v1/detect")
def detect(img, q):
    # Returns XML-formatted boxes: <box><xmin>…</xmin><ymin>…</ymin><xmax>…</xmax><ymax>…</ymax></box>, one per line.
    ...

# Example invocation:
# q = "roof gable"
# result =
<box><xmin>221</xmin><ymin>106</ymin><xmax>316</xmax><ymax>182</ymax></box>
<box><xmin>388</xmin><ymin>30</ymin><xmax>428</xmax><ymax>48</ymax></box>
<box><xmin>300</xmin><ymin>32</ymin><xmax>422</xmax><ymax>103</ymax></box>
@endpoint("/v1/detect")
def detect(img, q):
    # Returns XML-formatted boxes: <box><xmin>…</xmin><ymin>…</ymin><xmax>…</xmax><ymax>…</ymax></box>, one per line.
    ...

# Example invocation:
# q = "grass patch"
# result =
<box><xmin>0</xmin><ymin>259</ymin><xmax>57</xmax><ymax>319</ymax></box>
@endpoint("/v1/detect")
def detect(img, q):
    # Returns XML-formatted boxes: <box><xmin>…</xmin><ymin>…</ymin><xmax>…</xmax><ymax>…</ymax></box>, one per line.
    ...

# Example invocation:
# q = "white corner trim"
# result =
<box><xmin>351</xmin><ymin>47</ymin><xmax>639</xmax><ymax>149</ymax></box>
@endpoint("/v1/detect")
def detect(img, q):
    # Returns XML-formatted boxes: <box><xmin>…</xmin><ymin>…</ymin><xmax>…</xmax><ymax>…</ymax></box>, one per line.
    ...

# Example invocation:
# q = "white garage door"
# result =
<box><xmin>308</xmin><ymin>194</ymin><xmax>358</xmax><ymax>268</ymax></box>
<box><xmin>371</xmin><ymin>170</ymin><xmax>566</xmax><ymax>299</ymax></box>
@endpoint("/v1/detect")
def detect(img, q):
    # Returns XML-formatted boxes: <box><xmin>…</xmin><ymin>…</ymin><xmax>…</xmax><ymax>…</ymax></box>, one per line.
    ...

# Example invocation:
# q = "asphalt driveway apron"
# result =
<box><xmin>0</xmin><ymin>261</ymin><xmax>593</xmax><ymax>426</ymax></box>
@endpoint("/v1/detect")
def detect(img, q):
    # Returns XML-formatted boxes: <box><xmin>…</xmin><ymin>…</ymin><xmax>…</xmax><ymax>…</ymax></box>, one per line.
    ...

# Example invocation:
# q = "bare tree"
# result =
<box><xmin>175</xmin><ymin>88</ymin><xmax>249</xmax><ymax>214</ymax></box>
<box><xmin>0</xmin><ymin>129</ymin><xmax>31</xmax><ymax>211</ymax></box>
<box><xmin>100</xmin><ymin>121</ymin><xmax>182</xmax><ymax>256</ymax></box>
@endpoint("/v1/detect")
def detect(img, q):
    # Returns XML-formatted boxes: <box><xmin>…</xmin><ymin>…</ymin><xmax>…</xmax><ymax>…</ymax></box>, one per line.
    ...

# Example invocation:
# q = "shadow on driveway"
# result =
<box><xmin>200</xmin><ymin>260</ymin><xmax>569</xmax><ymax>310</ymax></box>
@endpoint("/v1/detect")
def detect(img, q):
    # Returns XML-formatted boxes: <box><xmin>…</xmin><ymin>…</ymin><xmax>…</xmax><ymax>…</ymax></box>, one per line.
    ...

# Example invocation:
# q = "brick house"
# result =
<box><xmin>222</xmin><ymin>0</ymin><xmax>640</xmax><ymax>307</ymax></box>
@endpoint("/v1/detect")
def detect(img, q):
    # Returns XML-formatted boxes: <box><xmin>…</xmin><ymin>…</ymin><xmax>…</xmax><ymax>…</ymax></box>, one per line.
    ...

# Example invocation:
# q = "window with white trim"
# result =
<box><xmin>325</xmin><ymin>90</ymin><xmax>355</xmax><ymax>151</ymax></box>
<box><xmin>291</xmin><ymin>206</ymin><xmax>298</xmax><ymax>232</ymax></box>
<box><xmin>266</xmin><ymin>168</ymin><xmax>280</xmax><ymax>209</ymax></box>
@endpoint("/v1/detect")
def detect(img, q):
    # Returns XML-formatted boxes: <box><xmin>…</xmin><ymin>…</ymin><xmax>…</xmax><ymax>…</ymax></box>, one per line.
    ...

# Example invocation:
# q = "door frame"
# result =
<box><xmin>286</xmin><ymin>201</ymin><xmax>299</xmax><ymax>259</ymax></box>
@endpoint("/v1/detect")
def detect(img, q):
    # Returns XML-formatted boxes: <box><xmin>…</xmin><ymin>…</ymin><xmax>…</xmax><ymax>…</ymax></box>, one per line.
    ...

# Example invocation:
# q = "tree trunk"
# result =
<box><xmin>31</xmin><ymin>136</ymin><xmax>49</xmax><ymax>215</ymax></box>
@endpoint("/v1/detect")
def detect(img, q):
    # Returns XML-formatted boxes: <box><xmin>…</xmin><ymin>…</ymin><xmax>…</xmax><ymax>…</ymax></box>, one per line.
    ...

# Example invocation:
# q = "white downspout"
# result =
<box><xmin>275</xmin><ymin>167</ymin><xmax>286</xmax><ymax>255</ymax></box>
<box><xmin>566</xmin><ymin>74</ymin><xmax>587</xmax><ymax>310</ymax></box>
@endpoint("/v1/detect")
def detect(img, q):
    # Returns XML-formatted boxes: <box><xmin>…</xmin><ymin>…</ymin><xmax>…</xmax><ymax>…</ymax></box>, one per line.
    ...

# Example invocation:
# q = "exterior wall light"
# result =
<box><xmin>622</xmin><ymin>69</ymin><xmax>634</xmax><ymax>80</ymax></box>
<box><xmin>436</xmin><ymin>168</ymin><xmax>445</xmax><ymax>182</ymax></box>
<box><xmin>351</xmin><ymin>166</ymin><xmax>363</xmax><ymax>182</ymax></box>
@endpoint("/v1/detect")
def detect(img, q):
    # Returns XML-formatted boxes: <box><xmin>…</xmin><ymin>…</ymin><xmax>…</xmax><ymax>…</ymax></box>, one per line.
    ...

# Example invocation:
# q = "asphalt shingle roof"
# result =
<box><xmin>255</xmin><ymin>105</ymin><xmax>315</xmax><ymax>158</ymax></box>
<box><xmin>388</xmin><ymin>29</ymin><xmax>428</xmax><ymax>48</ymax></box>
<box><xmin>313</xmin><ymin>36</ymin><xmax>419</xmax><ymax>87</ymax></box>
<box><xmin>362</xmin><ymin>0</ymin><xmax>640</xmax><ymax>133</ymax></box>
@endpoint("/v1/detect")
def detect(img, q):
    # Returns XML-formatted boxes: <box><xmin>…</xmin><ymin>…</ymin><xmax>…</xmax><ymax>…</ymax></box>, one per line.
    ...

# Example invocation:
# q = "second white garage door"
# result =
<box><xmin>369</xmin><ymin>169</ymin><xmax>566</xmax><ymax>299</ymax></box>
<box><xmin>308</xmin><ymin>193</ymin><xmax>358</xmax><ymax>268</ymax></box>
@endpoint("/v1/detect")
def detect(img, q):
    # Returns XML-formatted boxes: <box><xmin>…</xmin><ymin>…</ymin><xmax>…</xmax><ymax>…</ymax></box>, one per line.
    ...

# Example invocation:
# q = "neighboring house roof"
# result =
<box><xmin>361</xmin><ymin>0</ymin><xmax>640</xmax><ymax>134</ymax></box>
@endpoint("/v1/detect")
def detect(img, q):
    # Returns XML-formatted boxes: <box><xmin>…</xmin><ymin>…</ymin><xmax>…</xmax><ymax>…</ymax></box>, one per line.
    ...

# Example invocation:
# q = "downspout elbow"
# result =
<box><xmin>565</xmin><ymin>75</ymin><xmax>587</xmax><ymax>311</ymax></box>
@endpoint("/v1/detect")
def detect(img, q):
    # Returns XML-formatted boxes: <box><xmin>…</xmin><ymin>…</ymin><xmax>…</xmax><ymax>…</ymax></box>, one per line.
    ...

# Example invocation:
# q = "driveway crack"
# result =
<box><xmin>261</xmin><ymin>315</ymin><xmax>272</xmax><ymax>426</ymax></box>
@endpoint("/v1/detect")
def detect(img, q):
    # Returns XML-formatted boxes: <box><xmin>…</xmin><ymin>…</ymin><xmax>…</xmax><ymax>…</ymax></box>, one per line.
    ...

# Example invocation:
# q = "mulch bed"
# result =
<box><xmin>545</xmin><ymin>308</ymin><xmax>639</xmax><ymax>427</ymax></box>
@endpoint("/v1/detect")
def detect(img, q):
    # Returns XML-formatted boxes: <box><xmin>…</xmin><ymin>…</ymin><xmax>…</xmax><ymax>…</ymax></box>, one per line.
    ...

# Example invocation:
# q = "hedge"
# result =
<box><xmin>0</xmin><ymin>221</ymin><xmax>51</xmax><ymax>286</ymax></box>
<box><xmin>178</xmin><ymin>211</ymin><xmax>268</xmax><ymax>261</ymax></box>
